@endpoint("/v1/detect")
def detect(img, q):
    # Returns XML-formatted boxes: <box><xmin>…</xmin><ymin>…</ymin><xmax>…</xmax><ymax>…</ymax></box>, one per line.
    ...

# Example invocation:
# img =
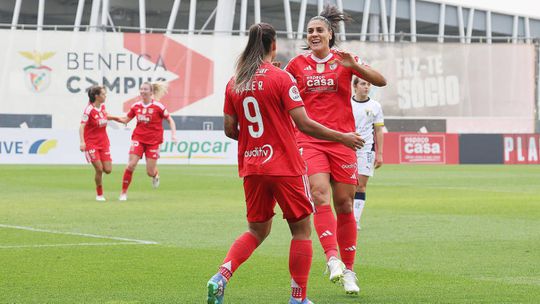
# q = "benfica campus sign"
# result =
<box><xmin>0</xmin><ymin>30</ymin><xmax>244</xmax><ymax>130</ymax></box>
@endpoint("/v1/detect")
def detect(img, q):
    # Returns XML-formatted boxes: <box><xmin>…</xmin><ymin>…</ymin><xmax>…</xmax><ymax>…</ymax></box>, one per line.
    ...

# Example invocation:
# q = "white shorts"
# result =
<box><xmin>356</xmin><ymin>150</ymin><xmax>375</xmax><ymax>177</ymax></box>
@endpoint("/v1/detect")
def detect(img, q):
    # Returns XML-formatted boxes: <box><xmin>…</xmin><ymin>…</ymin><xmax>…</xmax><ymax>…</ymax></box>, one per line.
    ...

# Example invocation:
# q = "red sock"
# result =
<box><xmin>96</xmin><ymin>185</ymin><xmax>103</xmax><ymax>196</ymax></box>
<box><xmin>219</xmin><ymin>232</ymin><xmax>259</xmax><ymax>280</ymax></box>
<box><xmin>122</xmin><ymin>169</ymin><xmax>133</xmax><ymax>193</ymax></box>
<box><xmin>290</xmin><ymin>239</ymin><xmax>312</xmax><ymax>301</ymax></box>
<box><xmin>313</xmin><ymin>205</ymin><xmax>338</xmax><ymax>260</ymax></box>
<box><xmin>337</xmin><ymin>212</ymin><xmax>357</xmax><ymax>270</ymax></box>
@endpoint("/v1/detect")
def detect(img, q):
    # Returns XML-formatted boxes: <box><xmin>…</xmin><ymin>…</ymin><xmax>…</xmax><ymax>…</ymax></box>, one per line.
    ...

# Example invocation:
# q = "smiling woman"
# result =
<box><xmin>284</xmin><ymin>4</ymin><xmax>387</xmax><ymax>297</ymax></box>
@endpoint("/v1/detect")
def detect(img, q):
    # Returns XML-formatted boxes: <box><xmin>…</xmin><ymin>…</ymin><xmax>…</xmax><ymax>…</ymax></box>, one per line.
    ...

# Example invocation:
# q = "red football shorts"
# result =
<box><xmin>243</xmin><ymin>175</ymin><xmax>314</xmax><ymax>223</ymax></box>
<box><xmin>85</xmin><ymin>147</ymin><xmax>112</xmax><ymax>163</ymax></box>
<box><xmin>299</xmin><ymin>142</ymin><xmax>358</xmax><ymax>185</ymax></box>
<box><xmin>129</xmin><ymin>141</ymin><xmax>160</xmax><ymax>159</ymax></box>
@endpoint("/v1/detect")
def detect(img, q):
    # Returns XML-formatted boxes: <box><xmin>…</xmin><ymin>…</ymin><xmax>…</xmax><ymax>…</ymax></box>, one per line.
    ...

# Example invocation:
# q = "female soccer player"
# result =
<box><xmin>351</xmin><ymin>77</ymin><xmax>384</xmax><ymax>230</ymax></box>
<box><xmin>116</xmin><ymin>82</ymin><xmax>177</xmax><ymax>201</ymax></box>
<box><xmin>206</xmin><ymin>23</ymin><xmax>363</xmax><ymax>304</ymax></box>
<box><xmin>79</xmin><ymin>85</ymin><xmax>120</xmax><ymax>201</ymax></box>
<box><xmin>285</xmin><ymin>5</ymin><xmax>386</xmax><ymax>295</ymax></box>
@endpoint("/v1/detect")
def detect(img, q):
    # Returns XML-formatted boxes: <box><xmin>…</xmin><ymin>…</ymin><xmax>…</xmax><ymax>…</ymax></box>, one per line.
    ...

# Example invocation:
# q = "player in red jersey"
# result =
<box><xmin>79</xmin><ymin>85</ymin><xmax>121</xmax><ymax>201</ymax></box>
<box><xmin>115</xmin><ymin>82</ymin><xmax>177</xmax><ymax>201</ymax></box>
<box><xmin>285</xmin><ymin>5</ymin><xmax>386</xmax><ymax>295</ymax></box>
<box><xmin>206</xmin><ymin>23</ymin><xmax>364</xmax><ymax>304</ymax></box>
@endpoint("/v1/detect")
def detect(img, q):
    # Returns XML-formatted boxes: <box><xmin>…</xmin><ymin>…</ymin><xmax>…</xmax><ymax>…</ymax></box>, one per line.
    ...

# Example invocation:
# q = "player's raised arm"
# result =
<box><xmin>334</xmin><ymin>50</ymin><xmax>387</xmax><ymax>87</ymax></box>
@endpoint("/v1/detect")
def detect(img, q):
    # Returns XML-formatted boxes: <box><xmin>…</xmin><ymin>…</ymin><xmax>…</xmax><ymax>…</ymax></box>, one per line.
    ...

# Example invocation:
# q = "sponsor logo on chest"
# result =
<box><xmin>303</xmin><ymin>73</ymin><xmax>338</xmax><ymax>93</ymax></box>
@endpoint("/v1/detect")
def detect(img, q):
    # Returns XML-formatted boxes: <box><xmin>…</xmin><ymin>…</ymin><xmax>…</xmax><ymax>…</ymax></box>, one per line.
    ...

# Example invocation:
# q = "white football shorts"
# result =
<box><xmin>356</xmin><ymin>150</ymin><xmax>375</xmax><ymax>177</ymax></box>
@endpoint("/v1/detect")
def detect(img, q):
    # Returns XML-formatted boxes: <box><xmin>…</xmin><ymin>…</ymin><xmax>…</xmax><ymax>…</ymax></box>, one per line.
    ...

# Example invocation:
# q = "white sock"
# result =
<box><xmin>353</xmin><ymin>199</ymin><xmax>366</xmax><ymax>227</ymax></box>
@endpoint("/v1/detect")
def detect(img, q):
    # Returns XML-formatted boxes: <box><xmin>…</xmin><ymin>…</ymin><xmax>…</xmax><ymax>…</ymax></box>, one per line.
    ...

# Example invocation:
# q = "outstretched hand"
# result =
<box><xmin>334</xmin><ymin>50</ymin><xmax>357</xmax><ymax>68</ymax></box>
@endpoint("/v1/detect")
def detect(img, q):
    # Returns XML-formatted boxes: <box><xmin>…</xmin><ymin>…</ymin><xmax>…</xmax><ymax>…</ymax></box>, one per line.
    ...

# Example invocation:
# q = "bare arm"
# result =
<box><xmin>107</xmin><ymin>114</ymin><xmax>126</xmax><ymax>123</ymax></box>
<box><xmin>106</xmin><ymin>112</ymin><xmax>132</xmax><ymax>124</ymax></box>
<box><xmin>335</xmin><ymin>50</ymin><xmax>387</xmax><ymax>87</ymax></box>
<box><xmin>374</xmin><ymin>125</ymin><xmax>384</xmax><ymax>168</ymax></box>
<box><xmin>79</xmin><ymin>124</ymin><xmax>86</xmax><ymax>152</ymax></box>
<box><xmin>166</xmin><ymin>116</ymin><xmax>177</xmax><ymax>142</ymax></box>
<box><xmin>224</xmin><ymin>114</ymin><xmax>239</xmax><ymax>141</ymax></box>
<box><xmin>289</xmin><ymin>107</ymin><xmax>364</xmax><ymax>150</ymax></box>
<box><xmin>351</xmin><ymin>63</ymin><xmax>387</xmax><ymax>87</ymax></box>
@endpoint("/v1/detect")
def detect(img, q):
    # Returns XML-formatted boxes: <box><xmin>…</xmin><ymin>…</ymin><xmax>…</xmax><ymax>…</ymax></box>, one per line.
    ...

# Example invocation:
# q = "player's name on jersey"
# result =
<box><xmin>235</xmin><ymin>80</ymin><xmax>264</xmax><ymax>93</ymax></box>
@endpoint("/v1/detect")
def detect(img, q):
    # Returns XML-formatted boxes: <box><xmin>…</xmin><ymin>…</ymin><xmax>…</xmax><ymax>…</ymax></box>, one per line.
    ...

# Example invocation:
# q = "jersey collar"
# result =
<box><xmin>352</xmin><ymin>96</ymin><xmax>370</xmax><ymax>103</ymax></box>
<box><xmin>141</xmin><ymin>99</ymin><xmax>154</xmax><ymax>108</ymax></box>
<box><xmin>310</xmin><ymin>52</ymin><xmax>333</xmax><ymax>63</ymax></box>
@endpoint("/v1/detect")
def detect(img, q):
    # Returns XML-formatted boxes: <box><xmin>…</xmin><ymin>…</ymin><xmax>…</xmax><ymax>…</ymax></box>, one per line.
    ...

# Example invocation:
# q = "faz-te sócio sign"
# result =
<box><xmin>399</xmin><ymin>134</ymin><xmax>445</xmax><ymax>164</ymax></box>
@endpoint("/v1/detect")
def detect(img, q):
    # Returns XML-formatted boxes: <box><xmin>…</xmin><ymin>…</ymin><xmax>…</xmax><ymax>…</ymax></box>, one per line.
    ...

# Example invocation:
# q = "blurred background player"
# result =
<box><xmin>115</xmin><ymin>82</ymin><xmax>177</xmax><ymax>201</ymax></box>
<box><xmin>285</xmin><ymin>5</ymin><xmax>386</xmax><ymax>295</ymax></box>
<box><xmin>351</xmin><ymin>77</ymin><xmax>384</xmax><ymax>230</ymax></box>
<box><xmin>79</xmin><ymin>85</ymin><xmax>121</xmax><ymax>201</ymax></box>
<box><xmin>206</xmin><ymin>23</ymin><xmax>364</xmax><ymax>304</ymax></box>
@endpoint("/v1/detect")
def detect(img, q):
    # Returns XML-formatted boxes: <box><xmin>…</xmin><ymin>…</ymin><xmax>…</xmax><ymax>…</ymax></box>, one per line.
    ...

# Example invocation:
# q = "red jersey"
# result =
<box><xmin>127</xmin><ymin>100</ymin><xmax>170</xmax><ymax>145</ymax></box>
<box><xmin>285</xmin><ymin>49</ymin><xmax>363</xmax><ymax>144</ymax></box>
<box><xmin>81</xmin><ymin>103</ymin><xmax>110</xmax><ymax>149</ymax></box>
<box><xmin>224</xmin><ymin>62</ymin><xmax>306</xmax><ymax>177</ymax></box>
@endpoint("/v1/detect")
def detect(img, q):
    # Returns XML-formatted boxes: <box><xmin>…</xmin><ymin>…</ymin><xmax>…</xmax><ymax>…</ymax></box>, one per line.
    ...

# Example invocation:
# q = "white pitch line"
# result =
<box><xmin>0</xmin><ymin>242</ymin><xmax>149</xmax><ymax>249</ymax></box>
<box><xmin>0</xmin><ymin>224</ymin><xmax>158</xmax><ymax>245</ymax></box>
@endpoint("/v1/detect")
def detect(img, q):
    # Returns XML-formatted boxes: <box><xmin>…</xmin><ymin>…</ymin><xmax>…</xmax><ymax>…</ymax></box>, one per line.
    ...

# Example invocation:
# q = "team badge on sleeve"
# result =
<box><xmin>289</xmin><ymin>86</ymin><xmax>302</xmax><ymax>102</ymax></box>
<box><xmin>81</xmin><ymin>114</ymin><xmax>89</xmax><ymax>122</ymax></box>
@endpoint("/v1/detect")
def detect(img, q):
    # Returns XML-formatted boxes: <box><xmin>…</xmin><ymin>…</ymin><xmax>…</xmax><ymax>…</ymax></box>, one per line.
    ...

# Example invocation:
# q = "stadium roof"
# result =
<box><xmin>428</xmin><ymin>0</ymin><xmax>540</xmax><ymax>19</ymax></box>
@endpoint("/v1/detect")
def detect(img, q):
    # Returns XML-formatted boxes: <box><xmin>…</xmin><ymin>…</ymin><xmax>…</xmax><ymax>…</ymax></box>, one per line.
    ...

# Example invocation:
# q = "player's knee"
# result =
<box><xmin>126</xmin><ymin>163</ymin><xmax>137</xmax><ymax>172</ymax></box>
<box><xmin>334</xmin><ymin>195</ymin><xmax>354</xmax><ymax>214</ymax></box>
<box><xmin>103</xmin><ymin>168</ymin><xmax>112</xmax><ymax>174</ymax></box>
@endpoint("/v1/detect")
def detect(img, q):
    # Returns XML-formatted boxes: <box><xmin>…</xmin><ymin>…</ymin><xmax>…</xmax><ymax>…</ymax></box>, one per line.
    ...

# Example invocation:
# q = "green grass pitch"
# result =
<box><xmin>1</xmin><ymin>164</ymin><xmax>539</xmax><ymax>303</ymax></box>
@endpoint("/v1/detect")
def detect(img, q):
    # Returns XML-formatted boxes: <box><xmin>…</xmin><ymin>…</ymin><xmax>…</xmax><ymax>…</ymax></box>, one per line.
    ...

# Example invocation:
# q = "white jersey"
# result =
<box><xmin>351</xmin><ymin>97</ymin><xmax>384</xmax><ymax>152</ymax></box>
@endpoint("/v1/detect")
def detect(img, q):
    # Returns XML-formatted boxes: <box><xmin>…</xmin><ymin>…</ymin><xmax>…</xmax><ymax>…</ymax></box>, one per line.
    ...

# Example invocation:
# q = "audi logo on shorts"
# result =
<box><xmin>341</xmin><ymin>163</ymin><xmax>357</xmax><ymax>169</ymax></box>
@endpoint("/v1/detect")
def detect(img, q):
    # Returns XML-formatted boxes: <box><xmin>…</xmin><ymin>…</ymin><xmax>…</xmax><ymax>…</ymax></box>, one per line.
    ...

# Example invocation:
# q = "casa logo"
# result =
<box><xmin>19</xmin><ymin>51</ymin><xmax>56</xmax><ymax>93</ymax></box>
<box><xmin>0</xmin><ymin>139</ymin><xmax>57</xmax><ymax>155</ymax></box>
<box><xmin>304</xmin><ymin>74</ymin><xmax>337</xmax><ymax>93</ymax></box>
<box><xmin>399</xmin><ymin>134</ymin><xmax>445</xmax><ymax>164</ymax></box>
<box><xmin>244</xmin><ymin>144</ymin><xmax>273</xmax><ymax>164</ymax></box>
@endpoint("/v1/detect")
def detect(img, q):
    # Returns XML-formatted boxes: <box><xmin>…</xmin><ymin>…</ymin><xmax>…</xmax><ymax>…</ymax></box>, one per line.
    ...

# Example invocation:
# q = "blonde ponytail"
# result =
<box><xmin>142</xmin><ymin>81</ymin><xmax>168</xmax><ymax>100</ymax></box>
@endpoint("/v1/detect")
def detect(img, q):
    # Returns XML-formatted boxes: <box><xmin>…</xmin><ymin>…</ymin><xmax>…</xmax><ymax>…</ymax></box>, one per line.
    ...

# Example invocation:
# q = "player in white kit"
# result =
<box><xmin>351</xmin><ymin>77</ymin><xmax>384</xmax><ymax>230</ymax></box>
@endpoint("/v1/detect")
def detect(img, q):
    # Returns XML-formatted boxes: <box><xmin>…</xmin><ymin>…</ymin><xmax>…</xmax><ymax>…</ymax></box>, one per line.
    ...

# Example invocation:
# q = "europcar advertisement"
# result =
<box><xmin>0</xmin><ymin>129</ymin><xmax>237</xmax><ymax>164</ymax></box>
